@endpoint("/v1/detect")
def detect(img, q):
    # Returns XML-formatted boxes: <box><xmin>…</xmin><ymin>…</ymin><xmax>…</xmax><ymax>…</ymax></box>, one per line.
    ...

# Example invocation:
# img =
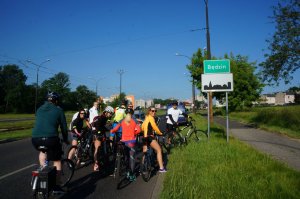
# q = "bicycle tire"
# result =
<box><xmin>60</xmin><ymin>159</ymin><xmax>74</xmax><ymax>187</ymax></box>
<box><xmin>140</xmin><ymin>153</ymin><xmax>152</xmax><ymax>182</ymax></box>
<box><xmin>32</xmin><ymin>176</ymin><xmax>48</xmax><ymax>199</ymax></box>
<box><xmin>187</xmin><ymin>128</ymin><xmax>200</xmax><ymax>142</ymax></box>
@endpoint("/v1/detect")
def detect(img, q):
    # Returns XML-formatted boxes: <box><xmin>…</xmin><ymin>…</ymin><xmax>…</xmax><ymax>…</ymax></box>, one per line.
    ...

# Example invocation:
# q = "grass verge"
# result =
<box><xmin>160</xmin><ymin>114</ymin><xmax>300</xmax><ymax>199</ymax></box>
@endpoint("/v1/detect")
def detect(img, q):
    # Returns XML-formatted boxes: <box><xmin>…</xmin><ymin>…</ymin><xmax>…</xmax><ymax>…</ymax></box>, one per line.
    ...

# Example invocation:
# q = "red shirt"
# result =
<box><xmin>110</xmin><ymin>119</ymin><xmax>141</xmax><ymax>141</ymax></box>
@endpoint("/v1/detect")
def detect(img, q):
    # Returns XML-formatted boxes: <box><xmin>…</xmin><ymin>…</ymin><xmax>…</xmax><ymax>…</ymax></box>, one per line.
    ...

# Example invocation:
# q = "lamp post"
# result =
<box><xmin>117</xmin><ymin>69</ymin><xmax>125</xmax><ymax>97</ymax></box>
<box><xmin>27</xmin><ymin>59</ymin><xmax>51</xmax><ymax>114</ymax></box>
<box><xmin>88</xmin><ymin>76</ymin><xmax>106</xmax><ymax>97</ymax></box>
<box><xmin>175</xmin><ymin>53</ymin><xmax>196</xmax><ymax>113</ymax></box>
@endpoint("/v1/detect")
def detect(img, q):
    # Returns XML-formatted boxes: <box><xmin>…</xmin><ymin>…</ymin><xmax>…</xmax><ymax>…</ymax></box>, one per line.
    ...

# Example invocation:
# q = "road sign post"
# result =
<box><xmin>202</xmin><ymin>60</ymin><xmax>232</xmax><ymax>143</ymax></box>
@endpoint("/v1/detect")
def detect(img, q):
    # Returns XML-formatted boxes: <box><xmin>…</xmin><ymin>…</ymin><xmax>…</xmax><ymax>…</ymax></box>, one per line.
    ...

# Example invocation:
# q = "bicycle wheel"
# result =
<box><xmin>140</xmin><ymin>153</ymin><xmax>152</xmax><ymax>182</ymax></box>
<box><xmin>171</xmin><ymin>132</ymin><xmax>186</xmax><ymax>147</ymax></box>
<box><xmin>32</xmin><ymin>176</ymin><xmax>48</xmax><ymax>199</ymax></box>
<box><xmin>60</xmin><ymin>159</ymin><xmax>74</xmax><ymax>187</ymax></box>
<box><xmin>186</xmin><ymin>128</ymin><xmax>200</xmax><ymax>142</ymax></box>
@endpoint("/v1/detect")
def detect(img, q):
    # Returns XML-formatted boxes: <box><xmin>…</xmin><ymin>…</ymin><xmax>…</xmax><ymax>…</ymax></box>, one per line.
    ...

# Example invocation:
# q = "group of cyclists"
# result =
<box><xmin>31</xmin><ymin>91</ymin><xmax>188</xmax><ymax>193</ymax></box>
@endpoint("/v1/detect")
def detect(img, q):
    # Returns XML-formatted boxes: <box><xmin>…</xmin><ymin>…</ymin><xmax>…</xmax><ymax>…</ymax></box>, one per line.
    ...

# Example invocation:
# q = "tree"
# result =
<box><xmin>74</xmin><ymin>85</ymin><xmax>97</xmax><ymax>109</ymax></box>
<box><xmin>0</xmin><ymin>65</ymin><xmax>27</xmax><ymax>113</ymax></box>
<box><xmin>287</xmin><ymin>85</ymin><xmax>300</xmax><ymax>104</ymax></box>
<box><xmin>260</xmin><ymin>0</ymin><xmax>300</xmax><ymax>84</ymax></box>
<box><xmin>41</xmin><ymin>72</ymin><xmax>71</xmax><ymax>105</ymax></box>
<box><xmin>228</xmin><ymin>54</ymin><xmax>264</xmax><ymax>111</ymax></box>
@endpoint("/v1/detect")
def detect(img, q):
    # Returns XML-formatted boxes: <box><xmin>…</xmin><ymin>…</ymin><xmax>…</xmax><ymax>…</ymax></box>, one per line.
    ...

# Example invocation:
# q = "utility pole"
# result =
<box><xmin>27</xmin><ymin>59</ymin><xmax>51</xmax><ymax>114</ymax></box>
<box><xmin>204</xmin><ymin>0</ymin><xmax>213</xmax><ymax>123</ymax></box>
<box><xmin>117</xmin><ymin>69</ymin><xmax>125</xmax><ymax>97</ymax></box>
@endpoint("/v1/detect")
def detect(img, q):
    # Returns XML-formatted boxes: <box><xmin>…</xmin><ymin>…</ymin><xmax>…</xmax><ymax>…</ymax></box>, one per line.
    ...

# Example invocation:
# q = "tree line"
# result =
<box><xmin>0</xmin><ymin>64</ymin><xmax>98</xmax><ymax>113</ymax></box>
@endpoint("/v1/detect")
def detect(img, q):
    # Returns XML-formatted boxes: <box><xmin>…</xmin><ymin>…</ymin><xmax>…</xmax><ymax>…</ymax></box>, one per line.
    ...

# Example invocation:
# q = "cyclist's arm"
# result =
<box><xmin>149</xmin><ymin>117</ymin><xmax>163</xmax><ymax>135</ymax></box>
<box><xmin>110</xmin><ymin>122</ymin><xmax>121</xmax><ymax>133</ymax></box>
<box><xmin>134</xmin><ymin>120</ymin><xmax>141</xmax><ymax>135</ymax></box>
<box><xmin>59</xmin><ymin>111</ymin><xmax>68</xmax><ymax>142</ymax></box>
<box><xmin>168</xmin><ymin>114</ymin><xmax>176</xmax><ymax>125</ymax></box>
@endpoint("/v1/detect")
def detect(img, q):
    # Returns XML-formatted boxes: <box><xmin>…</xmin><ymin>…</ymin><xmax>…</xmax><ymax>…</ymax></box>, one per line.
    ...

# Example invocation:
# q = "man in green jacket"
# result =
<box><xmin>32</xmin><ymin>91</ymin><xmax>69</xmax><ymax>193</ymax></box>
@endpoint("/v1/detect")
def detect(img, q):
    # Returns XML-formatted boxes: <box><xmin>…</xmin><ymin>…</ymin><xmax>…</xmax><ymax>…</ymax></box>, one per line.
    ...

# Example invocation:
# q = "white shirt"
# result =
<box><xmin>166</xmin><ymin>107</ymin><xmax>183</xmax><ymax>124</ymax></box>
<box><xmin>89</xmin><ymin>106</ymin><xmax>99</xmax><ymax>124</ymax></box>
<box><xmin>69</xmin><ymin>112</ymin><xmax>79</xmax><ymax>130</ymax></box>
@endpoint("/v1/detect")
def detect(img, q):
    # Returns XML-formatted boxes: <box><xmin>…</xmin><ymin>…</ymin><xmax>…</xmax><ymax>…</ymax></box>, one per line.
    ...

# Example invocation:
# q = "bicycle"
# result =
<box><xmin>96</xmin><ymin>132</ymin><xmax>114</xmax><ymax>174</ymax></box>
<box><xmin>31</xmin><ymin>142</ymin><xmax>75</xmax><ymax>199</ymax></box>
<box><xmin>167</xmin><ymin>125</ymin><xmax>187</xmax><ymax>148</ymax></box>
<box><xmin>67</xmin><ymin>128</ymin><xmax>94</xmax><ymax>168</ymax></box>
<box><xmin>178</xmin><ymin>116</ymin><xmax>207</xmax><ymax>143</ymax></box>
<box><xmin>112</xmin><ymin>138</ymin><xmax>132</xmax><ymax>189</ymax></box>
<box><xmin>140</xmin><ymin>137</ymin><xmax>158</xmax><ymax>182</ymax></box>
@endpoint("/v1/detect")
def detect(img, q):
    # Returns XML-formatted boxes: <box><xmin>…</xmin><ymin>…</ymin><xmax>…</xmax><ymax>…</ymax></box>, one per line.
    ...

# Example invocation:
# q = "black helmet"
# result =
<box><xmin>172</xmin><ymin>101</ymin><xmax>178</xmax><ymax>106</ymax></box>
<box><xmin>47</xmin><ymin>91</ymin><xmax>60</xmax><ymax>101</ymax></box>
<box><xmin>125</xmin><ymin>108</ymin><xmax>134</xmax><ymax>115</ymax></box>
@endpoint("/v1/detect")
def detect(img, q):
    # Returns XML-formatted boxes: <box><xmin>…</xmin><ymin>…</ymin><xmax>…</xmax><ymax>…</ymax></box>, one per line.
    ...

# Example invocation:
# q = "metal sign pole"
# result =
<box><xmin>226</xmin><ymin>92</ymin><xmax>229</xmax><ymax>143</ymax></box>
<box><xmin>207</xmin><ymin>92</ymin><xmax>210</xmax><ymax>139</ymax></box>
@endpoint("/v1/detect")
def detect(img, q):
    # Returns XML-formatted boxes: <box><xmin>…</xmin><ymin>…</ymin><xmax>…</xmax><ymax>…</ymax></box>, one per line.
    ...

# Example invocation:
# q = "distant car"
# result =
<box><xmin>166</xmin><ymin>102</ymin><xmax>187</xmax><ymax>126</ymax></box>
<box><xmin>134</xmin><ymin>110</ymin><xmax>145</xmax><ymax>122</ymax></box>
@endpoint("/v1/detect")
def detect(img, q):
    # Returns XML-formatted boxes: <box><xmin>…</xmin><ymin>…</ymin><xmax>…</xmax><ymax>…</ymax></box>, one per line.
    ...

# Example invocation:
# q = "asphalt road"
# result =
<box><xmin>0</xmin><ymin>117</ymin><xmax>168</xmax><ymax>199</ymax></box>
<box><xmin>214</xmin><ymin>116</ymin><xmax>300</xmax><ymax>171</ymax></box>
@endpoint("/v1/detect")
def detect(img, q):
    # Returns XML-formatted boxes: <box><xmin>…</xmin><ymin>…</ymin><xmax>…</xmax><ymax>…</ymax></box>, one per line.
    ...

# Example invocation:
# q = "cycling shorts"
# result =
<box><xmin>93</xmin><ymin>132</ymin><xmax>106</xmax><ymax>141</ymax></box>
<box><xmin>32</xmin><ymin>137</ymin><xmax>62</xmax><ymax>161</ymax></box>
<box><xmin>71</xmin><ymin>132</ymin><xmax>80</xmax><ymax>141</ymax></box>
<box><xmin>143</xmin><ymin>136</ymin><xmax>154</xmax><ymax>145</ymax></box>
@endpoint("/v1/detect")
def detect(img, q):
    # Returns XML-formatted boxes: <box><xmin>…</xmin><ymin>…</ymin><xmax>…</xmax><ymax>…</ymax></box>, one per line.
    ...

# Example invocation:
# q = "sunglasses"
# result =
<box><xmin>80</xmin><ymin>112</ymin><xmax>85</xmax><ymax>115</ymax></box>
<box><xmin>150</xmin><ymin>110</ymin><xmax>157</xmax><ymax>112</ymax></box>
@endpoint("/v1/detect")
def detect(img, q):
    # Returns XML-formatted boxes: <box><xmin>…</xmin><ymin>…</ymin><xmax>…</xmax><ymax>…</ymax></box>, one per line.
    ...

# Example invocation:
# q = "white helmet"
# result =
<box><xmin>104</xmin><ymin>106</ymin><xmax>114</xmax><ymax>113</ymax></box>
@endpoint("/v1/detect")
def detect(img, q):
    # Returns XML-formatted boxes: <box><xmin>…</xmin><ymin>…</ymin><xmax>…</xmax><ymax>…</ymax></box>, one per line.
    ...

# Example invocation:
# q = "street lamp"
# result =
<box><xmin>117</xmin><ymin>69</ymin><xmax>125</xmax><ymax>97</ymax></box>
<box><xmin>175</xmin><ymin>53</ymin><xmax>196</xmax><ymax>113</ymax></box>
<box><xmin>27</xmin><ymin>59</ymin><xmax>51</xmax><ymax>114</ymax></box>
<box><xmin>88</xmin><ymin>76</ymin><xmax>106</xmax><ymax>97</ymax></box>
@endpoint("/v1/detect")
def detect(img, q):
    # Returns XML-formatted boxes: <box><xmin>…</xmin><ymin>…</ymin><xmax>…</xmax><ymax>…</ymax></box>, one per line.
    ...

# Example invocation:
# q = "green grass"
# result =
<box><xmin>0</xmin><ymin>129</ymin><xmax>32</xmax><ymax>141</ymax></box>
<box><xmin>0</xmin><ymin>113</ymin><xmax>75</xmax><ymax>141</ymax></box>
<box><xmin>228</xmin><ymin>105</ymin><xmax>300</xmax><ymax>138</ymax></box>
<box><xmin>160</xmin><ymin>114</ymin><xmax>300</xmax><ymax>199</ymax></box>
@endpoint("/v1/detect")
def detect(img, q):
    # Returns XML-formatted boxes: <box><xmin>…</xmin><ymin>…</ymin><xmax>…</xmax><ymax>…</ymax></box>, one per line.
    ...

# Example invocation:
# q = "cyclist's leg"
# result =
<box><xmin>67</xmin><ymin>135</ymin><xmax>78</xmax><ymax>159</ymax></box>
<box><xmin>46</xmin><ymin>137</ymin><xmax>63</xmax><ymax>185</ymax></box>
<box><xmin>150</xmin><ymin>139</ymin><xmax>164</xmax><ymax>170</ymax></box>
<box><xmin>93</xmin><ymin>136</ymin><xmax>101</xmax><ymax>171</ymax></box>
<box><xmin>32</xmin><ymin>137</ymin><xmax>47</xmax><ymax>166</ymax></box>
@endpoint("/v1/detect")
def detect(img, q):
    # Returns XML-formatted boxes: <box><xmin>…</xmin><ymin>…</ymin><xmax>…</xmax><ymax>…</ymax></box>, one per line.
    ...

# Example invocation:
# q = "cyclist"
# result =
<box><xmin>69</xmin><ymin>108</ymin><xmax>91</xmax><ymax>130</ymax></box>
<box><xmin>166</xmin><ymin>101</ymin><xmax>188</xmax><ymax>144</ymax></box>
<box><xmin>112</xmin><ymin>102</ymin><xmax>126</xmax><ymax>141</ymax></box>
<box><xmin>68</xmin><ymin>109</ymin><xmax>90</xmax><ymax>162</ymax></box>
<box><xmin>141</xmin><ymin>106</ymin><xmax>167</xmax><ymax>173</ymax></box>
<box><xmin>31</xmin><ymin>91</ymin><xmax>69</xmax><ymax>193</ymax></box>
<box><xmin>89</xmin><ymin>102</ymin><xmax>99</xmax><ymax>124</ymax></box>
<box><xmin>110</xmin><ymin>108</ymin><xmax>141</xmax><ymax>181</ymax></box>
<box><xmin>91</xmin><ymin>106</ymin><xmax>114</xmax><ymax>171</ymax></box>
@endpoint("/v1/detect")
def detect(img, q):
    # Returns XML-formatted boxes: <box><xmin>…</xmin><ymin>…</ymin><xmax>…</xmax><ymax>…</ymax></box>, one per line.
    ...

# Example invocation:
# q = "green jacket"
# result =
<box><xmin>32</xmin><ymin>101</ymin><xmax>68</xmax><ymax>141</ymax></box>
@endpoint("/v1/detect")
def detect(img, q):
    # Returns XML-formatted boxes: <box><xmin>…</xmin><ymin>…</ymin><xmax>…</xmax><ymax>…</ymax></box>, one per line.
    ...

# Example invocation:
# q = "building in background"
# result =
<box><xmin>126</xmin><ymin>95</ymin><xmax>135</xmax><ymax>108</ymax></box>
<box><xmin>145</xmin><ymin>100</ymin><xmax>153</xmax><ymax>108</ymax></box>
<box><xmin>260</xmin><ymin>92</ymin><xmax>295</xmax><ymax>105</ymax></box>
<box><xmin>135</xmin><ymin>99</ymin><xmax>146</xmax><ymax>109</ymax></box>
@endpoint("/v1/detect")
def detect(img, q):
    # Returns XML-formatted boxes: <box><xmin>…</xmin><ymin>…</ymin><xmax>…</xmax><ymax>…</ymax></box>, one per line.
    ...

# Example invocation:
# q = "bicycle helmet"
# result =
<box><xmin>172</xmin><ymin>101</ymin><xmax>178</xmax><ymax>106</ymax></box>
<box><xmin>104</xmin><ymin>106</ymin><xmax>114</xmax><ymax>114</ymax></box>
<box><xmin>47</xmin><ymin>91</ymin><xmax>60</xmax><ymax>101</ymax></box>
<box><xmin>125</xmin><ymin>108</ymin><xmax>134</xmax><ymax>115</ymax></box>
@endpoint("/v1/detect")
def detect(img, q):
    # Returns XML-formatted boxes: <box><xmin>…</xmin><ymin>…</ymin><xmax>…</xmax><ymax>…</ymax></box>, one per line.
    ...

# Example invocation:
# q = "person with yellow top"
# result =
<box><xmin>141</xmin><ymin>106</ymin><xmax>166</xmax><ymax>173</ymax></box>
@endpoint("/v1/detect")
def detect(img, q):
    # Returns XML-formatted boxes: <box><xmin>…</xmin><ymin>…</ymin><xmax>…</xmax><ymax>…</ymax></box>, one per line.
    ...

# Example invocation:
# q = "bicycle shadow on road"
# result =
<box><xmin>61</xmin><ymin>170</ymin><xmax>109</xmax><ymax>199</ymax></box>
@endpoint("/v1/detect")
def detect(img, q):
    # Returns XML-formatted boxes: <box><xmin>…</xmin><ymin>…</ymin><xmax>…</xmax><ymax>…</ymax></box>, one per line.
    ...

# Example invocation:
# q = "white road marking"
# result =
<box><xmin>0</xmin><ymin>164</ymin><xmax>37</xmax><ymax>181</ymax></box>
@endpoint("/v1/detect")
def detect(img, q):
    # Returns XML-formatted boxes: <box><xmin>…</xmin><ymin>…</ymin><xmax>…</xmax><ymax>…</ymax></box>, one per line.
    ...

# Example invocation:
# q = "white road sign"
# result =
<box><xmin>201</xmin><ymin>73</ymin><xmax>233</xmax><ymax>92</ymax></box>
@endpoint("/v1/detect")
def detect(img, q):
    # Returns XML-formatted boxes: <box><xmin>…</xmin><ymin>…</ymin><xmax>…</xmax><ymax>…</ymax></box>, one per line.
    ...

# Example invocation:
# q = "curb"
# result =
<box><xmin>151</xmin><ymin>173</ymin><xmax>165</xmax><ymax>199</ymax></box>
<box><xmin>0</xmin><ymin>138</ymin><xmax>19</xmax><ymax>144</ymax></box>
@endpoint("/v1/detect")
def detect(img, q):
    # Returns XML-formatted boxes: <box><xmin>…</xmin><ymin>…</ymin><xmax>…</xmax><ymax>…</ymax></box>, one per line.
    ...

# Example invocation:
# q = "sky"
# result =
<box><xmin>1</xmin><ymin>0</ymin><xmax>299</xmax><ymax>100</ymax></box>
